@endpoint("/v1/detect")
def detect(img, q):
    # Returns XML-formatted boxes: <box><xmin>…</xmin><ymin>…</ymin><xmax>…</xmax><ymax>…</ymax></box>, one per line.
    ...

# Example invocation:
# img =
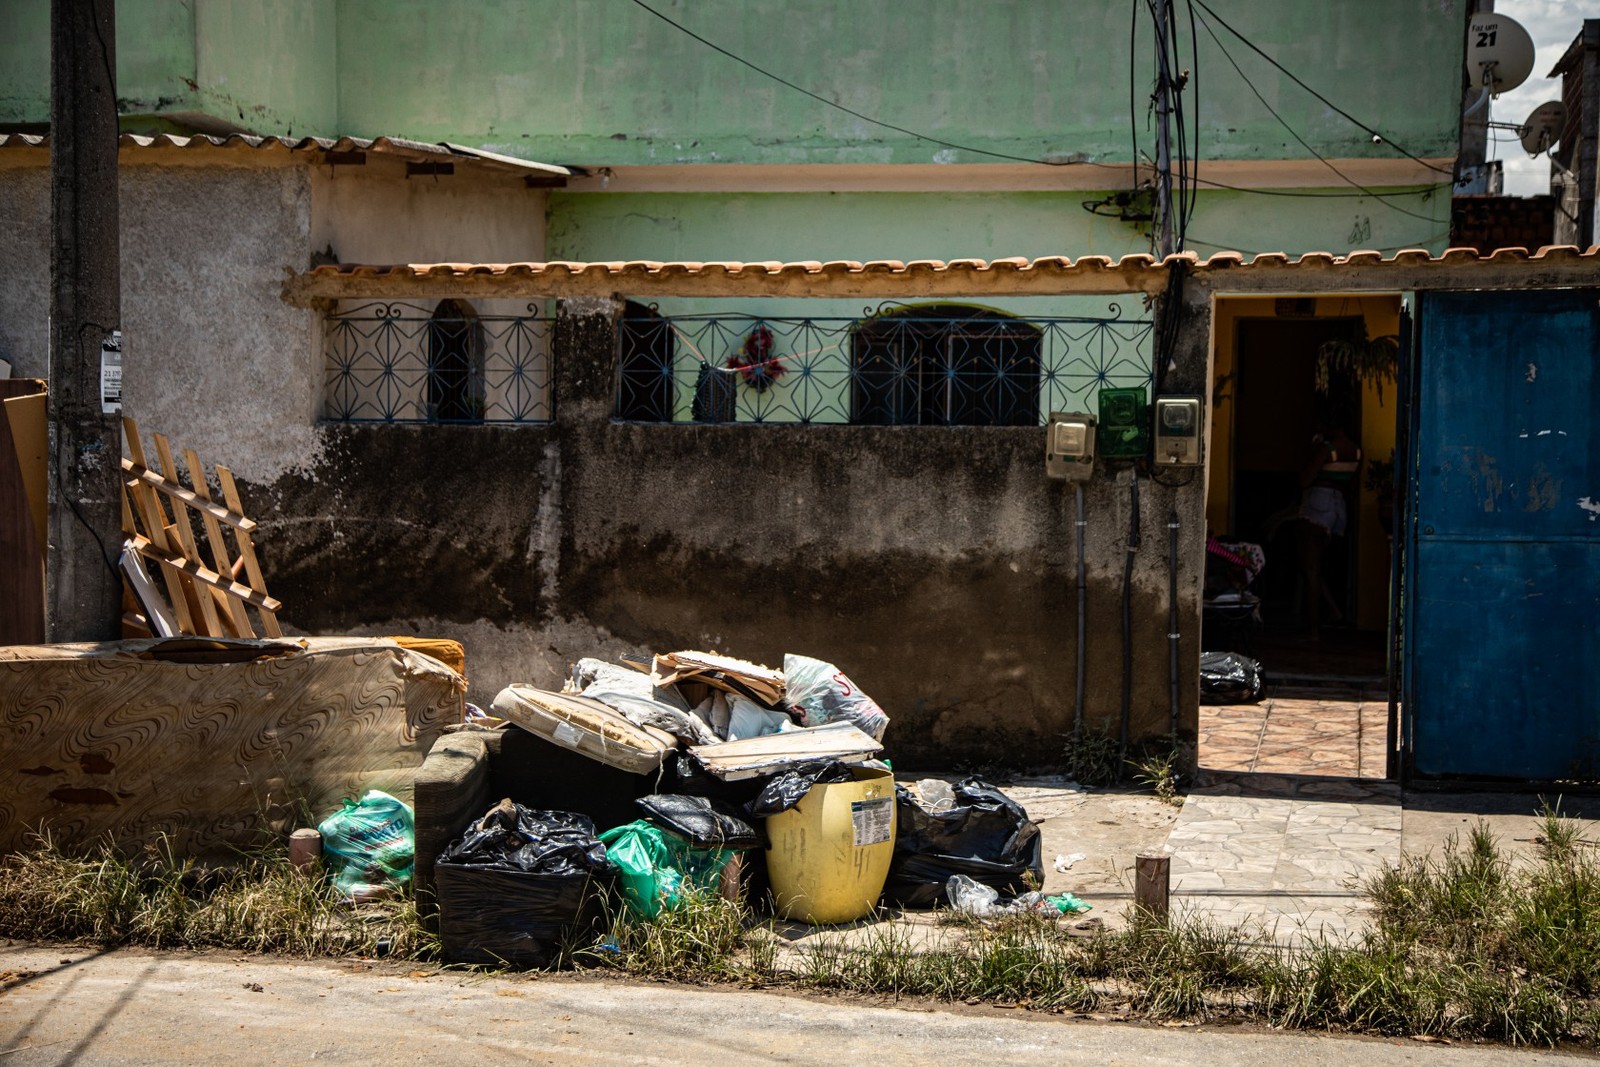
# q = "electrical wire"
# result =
<box><xmin>1190</xmin><ymin>0</ymin><xmax>1454</xmax><ymax>176</ymax></box>
<box><xmin>1191</xmin><ymin>7</ymin><xmax>1443</xmax><ymax>224</ymax></box>
<box><xmin>627</xmin><ymin>0</ymin><xmax>1122</xmax><ymax>171</ymax></box>
<box><xmin>629</xmin><ymin>0</ymin><xmax>1449</xmax><ymax>212</ymax></box>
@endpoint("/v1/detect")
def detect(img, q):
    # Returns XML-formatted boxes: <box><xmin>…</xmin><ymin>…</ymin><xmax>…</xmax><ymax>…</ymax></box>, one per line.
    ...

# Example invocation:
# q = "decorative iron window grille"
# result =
<box><xmin>614</xmin><ymin>303</ymin><xmax>1153</xmax><ymax>425</ymax></box>
<box><xmin>323</xmin><ymin>301</ymin><xmax>552</xmax><ymax>424</ymax></box>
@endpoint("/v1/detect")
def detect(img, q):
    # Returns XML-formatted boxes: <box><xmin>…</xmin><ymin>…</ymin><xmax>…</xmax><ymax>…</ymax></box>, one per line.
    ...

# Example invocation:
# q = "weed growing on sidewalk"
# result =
<box><xmin>0</xmin><ymin>832</ymin><xmax>431</xmax><ymax>959</ymax></box>
<box><xmin>579</xmin><ymin>891</ymin><xmax>747</xmax><ymax>981</ymax></box>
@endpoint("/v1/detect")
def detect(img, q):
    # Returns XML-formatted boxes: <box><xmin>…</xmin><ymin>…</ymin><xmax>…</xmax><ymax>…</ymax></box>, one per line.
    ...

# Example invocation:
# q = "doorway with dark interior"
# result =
<box><xmin>1224</xmin><ymin>314</ymin><xmax>1385</xmax><ymax>680</ymax></box>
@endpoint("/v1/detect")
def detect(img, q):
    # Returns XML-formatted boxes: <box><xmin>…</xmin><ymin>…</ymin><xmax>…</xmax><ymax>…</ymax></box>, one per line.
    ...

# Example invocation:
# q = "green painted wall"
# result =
<box><xmin>547</xmin><ymin>187</ymin><xmax>1451</xmax><ymax>265</ymax></box>
<box><xmin>3</xmin><ymin>0</ymin><xmax>1467</xmax><ymax>168</ymax></box>
<box><xmin>0</xmin><ymin>0</ymin><xmax>199</xmax><ymax>125</ymax></box>
<box><xmin>332</xmin><ymin>0</ymin><xmax>1466</xmax><ymax>166</ymax></box>
<box><xmin>192</xmin><ymin>0</ymin><xmax>338</xmax><ymax>136</ymax></box>
<box><xmin>0</xmin><ymin>0</ymin><xmax>334</xmax><ymax>135</ymax></box>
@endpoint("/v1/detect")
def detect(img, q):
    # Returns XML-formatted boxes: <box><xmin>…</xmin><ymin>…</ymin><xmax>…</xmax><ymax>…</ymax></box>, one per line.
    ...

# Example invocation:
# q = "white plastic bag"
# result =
<box><xmin>783</xmin><ymin>654</ymin><xmax>890</xmax><ymax>741</ymax></box>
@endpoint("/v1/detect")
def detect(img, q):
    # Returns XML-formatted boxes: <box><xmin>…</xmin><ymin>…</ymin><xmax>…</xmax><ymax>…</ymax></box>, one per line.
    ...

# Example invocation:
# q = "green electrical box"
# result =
<box><xmin>1097</xmin><ymin>386</ymin><xmax>1148</xmax><ymax>459</ymax></box>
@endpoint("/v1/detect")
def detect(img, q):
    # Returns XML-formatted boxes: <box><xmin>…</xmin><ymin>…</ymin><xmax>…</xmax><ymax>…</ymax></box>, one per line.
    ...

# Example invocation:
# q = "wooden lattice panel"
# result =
<box><xmin>120</xmin><ymin>418</ymin><xmax>281</xmax><ymax>638</ymax></box>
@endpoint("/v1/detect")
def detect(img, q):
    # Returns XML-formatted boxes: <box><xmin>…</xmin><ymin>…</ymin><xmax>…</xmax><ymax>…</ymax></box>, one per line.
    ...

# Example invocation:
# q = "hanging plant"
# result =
<box><xmin>1317</xmin><ymin>324</ymin><xmax>1399</xmax><ymax>402</ymax></box>
<box><xmin>726</xmin><ymin>325</ymin><xmax>786</xmax><ymax>391</ymax></box>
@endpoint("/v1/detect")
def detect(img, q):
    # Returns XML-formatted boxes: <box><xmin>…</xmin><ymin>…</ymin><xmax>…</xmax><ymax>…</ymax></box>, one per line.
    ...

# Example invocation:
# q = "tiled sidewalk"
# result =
<box><xmin>1197</xmin><ymin>690</ymin><xmax>1390</xmax><ymax>779</ymax></box>
<box><xmin>1165</xmin><ymin>778</ymin><xmax>1401</xmax><ymax>944</ymax></box>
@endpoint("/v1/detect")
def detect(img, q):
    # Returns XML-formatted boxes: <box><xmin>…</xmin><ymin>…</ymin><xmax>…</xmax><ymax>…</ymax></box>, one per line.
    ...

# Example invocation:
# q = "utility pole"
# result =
<box><xmin>49</xmin><ymin>0</ymin><xmax>123</xmax><ymax>642</ymax></box>
<box><xmin>1150</xmin><ymin>0</ymin><xmax>1176</xmax><ymax>258</ymax></box>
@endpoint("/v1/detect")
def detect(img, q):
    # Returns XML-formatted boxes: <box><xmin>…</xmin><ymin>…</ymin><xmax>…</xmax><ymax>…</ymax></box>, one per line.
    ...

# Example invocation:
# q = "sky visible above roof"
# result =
<box><xmin>1490</xmin><ymin>0</ymin><xmax>1587</xmax><ymax>196</ymax></box>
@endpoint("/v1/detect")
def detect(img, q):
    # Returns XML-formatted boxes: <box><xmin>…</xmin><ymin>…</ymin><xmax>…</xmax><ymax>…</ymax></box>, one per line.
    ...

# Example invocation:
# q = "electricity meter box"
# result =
<box><xmin>1097</xmin><ymin>387</ymin><xmax>1148</xmax><ymax>459</ymax></box>
<box><xmin>1153</xmin><ymin>396</ymin><xmax>1202</xmax><ymax>466</ymax></box>
<box><xmin>1044</xmin><ymin>412</ymin><xmax>1096</xmax><ymax>482</ymax></box>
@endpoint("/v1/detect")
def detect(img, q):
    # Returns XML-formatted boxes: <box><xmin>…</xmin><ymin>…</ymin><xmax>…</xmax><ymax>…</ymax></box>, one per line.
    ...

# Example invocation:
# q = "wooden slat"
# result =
<box><xmin>128</xmin><ymin>535</ymin><xmax>282</xmax><ymax>613</ymax></box>
<box><xmin>184</xmin><ymin>446</ymin><xmax>254</xmax><ymax>638</ymax></box>
<box><xmin>215</xmin><ymin>465</ymin><xmax>281</xmax><ymax>637</ymax></box>
<box><xmin>152</xmin><ymin>435</ymin><xmax>222</xmax><ymax>636</ymax></box>
<box><xmin>119</xmin><ymin>461</ymin><xmax>256</xmax><ymax>532</ymax></box>
<box><xmin>125</xmin><ymin>470</ymin><xmax>195</xmax><ymax>633</ymax></box>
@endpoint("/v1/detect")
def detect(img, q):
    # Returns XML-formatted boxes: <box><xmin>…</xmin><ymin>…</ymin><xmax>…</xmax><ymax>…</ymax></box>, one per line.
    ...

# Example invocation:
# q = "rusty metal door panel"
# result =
<box><xmin>1409</xmin><ymin>289</ymin><xmax>1600</xmax><ymax>780</ymax></box>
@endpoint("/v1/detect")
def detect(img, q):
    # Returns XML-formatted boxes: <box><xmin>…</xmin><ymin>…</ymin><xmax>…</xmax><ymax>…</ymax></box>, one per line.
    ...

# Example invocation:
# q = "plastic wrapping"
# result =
<box><xmin>1199</xmin><ymin>651</ymin><xmax>1264</xmax><ymax>704</ymax></box>
<box><xmin>783</xmin><ymin>654</ymin><xmax>890</xmax><ymax>741</ymax></box>
<box><xmin>598</xmin><ymin>820</ymin><xmax>733</xmax><ymax>918</ymax></box>
<box><xmin>745</xmin><ymin>760</ymin><xmax>857</xmax><ymax>817</ymax></box>
<box><xmin>434</xmin><ymin>864</ymin><xmax>612</xmax><ymax>968</ymax></box>
<box><xmin>317</xmin><ymin>790</ymin><xmax>415</xmax><ymax>898</ymax></box>
<box><xmin>435</xmin><ymin>799</ymin><xmax>614</xmax><ymax>968</ymax></box>
<box><xmin>883</xmin><ymin>777</ymin><xmax>1044</xmax><ymax>908</ymax></box>
<box><xmin>437</xmin><ymin>798</ymin><xmax>610</xmax><ymax>875</ymax></box>
<box><xmin>945</xmin><ymin>874</ymin><xmax>1092</xmax><ymax>918</ymax></box>
<box><xmin>635</xmin><ymin>794</ymin><xmax>762</xmax><ymax>851</ymax></box>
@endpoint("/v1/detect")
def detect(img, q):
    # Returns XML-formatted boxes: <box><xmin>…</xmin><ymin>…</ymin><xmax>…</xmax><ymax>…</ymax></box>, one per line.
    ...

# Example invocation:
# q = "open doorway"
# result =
<box><xmin>1199</xmin><ymin>296</ymin><xmax>1401</xmax><ymax>781</ymax></box>
<box><xmin>1232</xmin><ymin>317</ymin><xmax>1365</xmax><ymax>643</ymax></box>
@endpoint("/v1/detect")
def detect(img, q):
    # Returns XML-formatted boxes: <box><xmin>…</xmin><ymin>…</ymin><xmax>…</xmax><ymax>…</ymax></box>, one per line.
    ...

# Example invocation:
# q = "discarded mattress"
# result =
<box><xmin>0</xmin><ymin>636</ymin><xmax>464</xmax><ymax>857</ymax></box>
<box><xmin>492</xmin><ymin>684</ymin><xmax>676</xmax><ymax>775</ymax></box>
<box><xmin>688</xmin><ymin>721</ymin><xmax>883</xmax><ymax>781</ymax></box>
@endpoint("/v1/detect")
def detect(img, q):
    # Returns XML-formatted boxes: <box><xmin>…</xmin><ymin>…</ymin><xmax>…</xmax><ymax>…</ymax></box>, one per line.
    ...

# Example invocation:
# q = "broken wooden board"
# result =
<box><xmin>688</xmin><ymin>721</ymin><xmax>883</xmax><ymax>781</ymax></box>
<box><xmin>0</xmin><ymin>637</ymin><xmax>465</xmax><ymax>857</ymax></box>
<box><xmin>492</xmin><ymin>685</ymin><xmax>677</xmax><ymax>775</ymax></box>
<box><xmin>652</xmin><ymin>650</ymin><xmax>786</xmax><ymax>706</ymax></box>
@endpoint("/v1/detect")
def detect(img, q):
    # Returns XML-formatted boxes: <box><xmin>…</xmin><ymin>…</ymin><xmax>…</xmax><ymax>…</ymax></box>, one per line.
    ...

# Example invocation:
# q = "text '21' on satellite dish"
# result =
<box><xmin>1520</xmin><ymin>101</ymin><xmax>1567</xmax><ymax>156</ymax></box>
<box><xmin>1466</xmin><ymin>13</ymin><xmax>1536</xmax><ymax>95</ymax></box>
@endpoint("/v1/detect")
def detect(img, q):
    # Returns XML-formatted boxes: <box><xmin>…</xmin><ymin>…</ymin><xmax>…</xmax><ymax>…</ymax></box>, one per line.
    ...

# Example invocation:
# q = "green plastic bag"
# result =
<box><xmin>318</xmin><ymin>790</ymin><xmax>415</xmax><ymax>899</ymax></box>
<box><xmin>597</xmin><ymin>820</ymin><xmax>732</xmax><ymax>918</ymax></box>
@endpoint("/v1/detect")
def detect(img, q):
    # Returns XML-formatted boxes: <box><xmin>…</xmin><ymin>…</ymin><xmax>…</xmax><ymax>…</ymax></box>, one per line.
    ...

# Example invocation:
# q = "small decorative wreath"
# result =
<box><xmin>727</xmin><ymin>325</ymin><xmax>786</xmax><ymax>391</ymax></box>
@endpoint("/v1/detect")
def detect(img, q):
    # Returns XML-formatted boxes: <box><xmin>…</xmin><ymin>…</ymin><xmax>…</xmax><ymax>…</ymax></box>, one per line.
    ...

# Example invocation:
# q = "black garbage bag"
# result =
<box><xmin>636</xmin><ymin>794</ymin><xmax>764</xmax><ymax>851</ymax></box>
<box><xmin>435</xmin><ymin>798</ymin><xmax>615</xmax><ymax>968</ymax></box>
<box><xmin>437</xmin><ymin>798</ymin><xmax>610</xmax><ymax>874</ymax></box>
<box><xmin>883</xmin><ymin>777</ymin><xmax>1044</xmax><ymax>909</ymax></box>
<box><xmin>1199</xmin><ymin>651</ymin><xmax>1264</xmax><ymax>704</ymax></box>
<box><xmin>746</xmin><ymin>760</ymin><xmax>857</xmax><ymax>817</ymax></box>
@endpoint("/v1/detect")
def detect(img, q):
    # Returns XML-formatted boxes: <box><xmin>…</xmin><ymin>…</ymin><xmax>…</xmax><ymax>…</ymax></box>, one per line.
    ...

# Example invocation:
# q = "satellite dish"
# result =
<box><xmin>1520</xmin><ymin>101</ymin><xmax>1567</xmax><ymax>156</ymax></box>
<box><xmin>1466</xmin><ymin>14</ymin><xmax>1536</xmax><ymax>95</ymax></box>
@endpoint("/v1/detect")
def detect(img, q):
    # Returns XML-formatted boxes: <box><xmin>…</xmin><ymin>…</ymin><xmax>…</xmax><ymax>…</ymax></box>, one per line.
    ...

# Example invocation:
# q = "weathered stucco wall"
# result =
<box><xmin>0</xmin><ymin>157</ymin><xmax>321</xmax><ymax>483</ymax></box>
<box><xmin>256</xmin><ymin>297</ymin><xmax>1210</xmax><ymax>769</ymax></box>
<box><xmin>310</xmin><ymin>156</ymin><xmax>548</xmax><ymax>265</ymax></box>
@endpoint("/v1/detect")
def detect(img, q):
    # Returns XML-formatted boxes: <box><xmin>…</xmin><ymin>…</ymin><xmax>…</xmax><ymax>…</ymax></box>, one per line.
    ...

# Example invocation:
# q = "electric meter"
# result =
<box><xmin>1153</xmin><ymin>396</ymin><xmax>1202</xmax><ymax>466</ymax></box>
<box><xmin>1045</xmin><ymin>412</ymin><xmax>1096</xmax><ymax>481</ymax></box>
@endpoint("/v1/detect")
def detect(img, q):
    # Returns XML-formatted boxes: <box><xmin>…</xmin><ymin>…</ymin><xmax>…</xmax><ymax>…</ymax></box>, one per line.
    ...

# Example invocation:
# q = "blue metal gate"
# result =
<box><xmin>1404</xmin><ymin>288</ymin><xmax>1600</xmax><ymax>779</ymax></box>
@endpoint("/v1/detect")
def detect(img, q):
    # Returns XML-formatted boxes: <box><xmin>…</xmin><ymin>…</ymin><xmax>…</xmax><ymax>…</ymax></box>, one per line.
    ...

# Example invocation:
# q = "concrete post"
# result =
<box><xmin>48</xmin><ymin>0</ymin><xmax>123</xmax><ymax>641</ymax></box>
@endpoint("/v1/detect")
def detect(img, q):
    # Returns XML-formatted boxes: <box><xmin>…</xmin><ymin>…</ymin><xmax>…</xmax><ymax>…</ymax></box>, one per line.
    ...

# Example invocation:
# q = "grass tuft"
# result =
<box><xmin>0</xmin><ymin>831</ymin><xmax>431</xmax><ymax>959</ymax></box>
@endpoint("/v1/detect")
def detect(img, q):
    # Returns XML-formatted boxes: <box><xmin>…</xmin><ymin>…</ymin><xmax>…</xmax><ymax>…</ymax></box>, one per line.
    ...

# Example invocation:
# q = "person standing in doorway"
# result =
<box><xmin>1295</xmin><ymin>419</ymin><xmax>1361</xmax><ymax>640</ymax></box>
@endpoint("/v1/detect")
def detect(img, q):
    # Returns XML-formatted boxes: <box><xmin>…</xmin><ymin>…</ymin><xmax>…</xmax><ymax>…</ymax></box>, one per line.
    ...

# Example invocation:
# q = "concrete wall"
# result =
<box><xmin>0</xmin><ymin>153</ymin><xmax>322</xmax><ymax>483</ymax></box>
<box><xmin>257</xmin><ymin>296</ymin><xmax>1211</xmax><ymax>769</ymax></box>
<box><xmin>1</xmin><ymin>0</ymin><xmax>1467</xmax><ymax>170</ymax></box>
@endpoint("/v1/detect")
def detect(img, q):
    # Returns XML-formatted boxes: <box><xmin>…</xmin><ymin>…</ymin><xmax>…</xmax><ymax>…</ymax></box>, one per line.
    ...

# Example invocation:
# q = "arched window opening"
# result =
<box><xmin>427</xmin><ymin>299</ymin><xmax>485</xmax><ymax>422</ymax></box>
<box><xmin>850</xmin><ymin>304</ymin><xmax>1041</xmax><ymax>426</ymax></box>
<box><xmin>616</xmin><ymin>300</ymin><xmax>677</xmax><ymax>421</ymax></box>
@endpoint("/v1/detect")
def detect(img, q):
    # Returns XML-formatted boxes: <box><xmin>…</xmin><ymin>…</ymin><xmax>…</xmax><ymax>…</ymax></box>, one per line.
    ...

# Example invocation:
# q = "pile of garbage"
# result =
<box><xmin>307</xmin><ymin>648</ymin><xmax>1089</xmax><ymax>967</ymax></box>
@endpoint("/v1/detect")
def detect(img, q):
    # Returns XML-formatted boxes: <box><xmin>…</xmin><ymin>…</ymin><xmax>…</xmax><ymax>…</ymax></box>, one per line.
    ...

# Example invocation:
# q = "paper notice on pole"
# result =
<box><xmin>99</xmin><ymin>330</ymin><xmax>122</xmax><ymax>415</ymax></box>
<box><xmin>851</xmin><ymin>796</ymin><xmax>893</xmax><ymax>847</ymax></box>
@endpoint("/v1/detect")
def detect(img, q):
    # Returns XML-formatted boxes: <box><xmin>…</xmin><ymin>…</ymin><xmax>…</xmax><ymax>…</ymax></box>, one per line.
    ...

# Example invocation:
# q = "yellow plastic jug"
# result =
<box><xmin>765</xmin><ymin>765</ymin><xmax>897</xmax><ymax>924</ymax></box>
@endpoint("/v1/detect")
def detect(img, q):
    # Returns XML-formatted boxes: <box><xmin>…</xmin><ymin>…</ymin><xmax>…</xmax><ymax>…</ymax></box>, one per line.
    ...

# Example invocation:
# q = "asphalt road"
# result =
<box><xmin>0</xmin><ymin>944</ymin><xmax>1583</xmax><ymax>1066</ymax></box>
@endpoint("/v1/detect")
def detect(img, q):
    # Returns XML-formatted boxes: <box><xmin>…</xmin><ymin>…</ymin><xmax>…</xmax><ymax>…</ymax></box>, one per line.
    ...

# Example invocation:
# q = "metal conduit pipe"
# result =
<box><xmin>1119</xmin><ymin>474</ymin><xmax>1141</xmax><ymax>766</ymax></box>
<box><xmin>1168</xmin><ymin>509</ymin><xmax>1180</xmax><ymax>739</ymax></box>
<box><xmin>1074</xmin><ymin>482</ymin><xmax>1087</xmax><ymax>749</ymax></box>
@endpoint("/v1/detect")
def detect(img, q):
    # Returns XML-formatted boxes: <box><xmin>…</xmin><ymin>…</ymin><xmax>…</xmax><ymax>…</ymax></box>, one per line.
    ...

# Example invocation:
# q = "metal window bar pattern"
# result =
<box><xmin>323</xmin><ymin>302</ymin><xmax>552</xmax><ymax>423</ymax></box>
<box><xmin>615</xmin><ymin>305</ymin><xmax>1153</xmax><ymax>425</ymax></box>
